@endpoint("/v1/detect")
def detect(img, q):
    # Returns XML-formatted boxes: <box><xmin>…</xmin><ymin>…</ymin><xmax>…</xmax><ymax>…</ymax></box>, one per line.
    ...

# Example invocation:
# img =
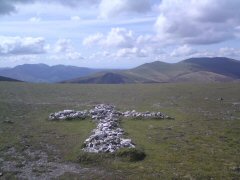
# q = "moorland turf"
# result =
<box><xmin>0</xmin><ymin>82</ymin><xmax>239</xmax><ymax>179</ymax></box>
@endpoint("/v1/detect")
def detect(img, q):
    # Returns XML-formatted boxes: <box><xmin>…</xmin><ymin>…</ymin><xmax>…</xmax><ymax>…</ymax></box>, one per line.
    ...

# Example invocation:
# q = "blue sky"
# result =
<box><xmin>0</xmin><ymin>0</ymin><xmax>240</xmax><ymax>68</ymax></box>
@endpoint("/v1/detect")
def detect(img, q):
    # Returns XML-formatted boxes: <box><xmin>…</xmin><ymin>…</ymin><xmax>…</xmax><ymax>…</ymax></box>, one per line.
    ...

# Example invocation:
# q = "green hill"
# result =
<box><xmin>63</xmin><ymin>57</ymin><xmax>240</xmax><ymax>84</ymax></box>
<box><xmin>182</xmin><ymin>57</ymin><xmax>240</xmax><ymax>78</ymax></box>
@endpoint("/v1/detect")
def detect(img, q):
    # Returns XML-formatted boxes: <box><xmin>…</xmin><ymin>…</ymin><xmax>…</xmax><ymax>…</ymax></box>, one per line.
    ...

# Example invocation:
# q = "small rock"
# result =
<box><xmin>231</xmin><ymin>166</ymin><xmax>240</xmax><ymax>173</ymax></box>
<box><xmin>3</xmin><ymin>120</ymin><xmax>14</xmax><ymax>124</ymax></box>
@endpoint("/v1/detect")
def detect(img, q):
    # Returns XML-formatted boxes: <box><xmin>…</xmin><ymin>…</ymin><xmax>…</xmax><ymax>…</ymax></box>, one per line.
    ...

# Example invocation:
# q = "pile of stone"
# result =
<box><xmin>48</xmin><ymin>104</ymin><xmax>173</xmax><ymax>153</ymax></box>
<box><xmin>123</xmin><ymin>110</ymin><xmax>167</xmax><ymax>119</ymax></box>
<box><xmin>48</xmin><ymin>110</ymin><xmax>88</xmax><ymax>120</ymax></box>
<box><xmin>48</xmin><ymin>105</ymin><xmax>172</xmax><ymax>121</ymax></box>
<box><xmin>83</xmin><ymin>104</ymin><xmax>135</xmax><ymax>153</ymax></box>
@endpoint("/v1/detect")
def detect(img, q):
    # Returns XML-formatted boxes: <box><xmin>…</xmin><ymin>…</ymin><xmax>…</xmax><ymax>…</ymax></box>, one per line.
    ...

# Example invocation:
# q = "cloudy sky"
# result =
<box><xmin>0</xmin><ymin>0</ymin><xmax>240</xmax><ymax>68</ymax></box>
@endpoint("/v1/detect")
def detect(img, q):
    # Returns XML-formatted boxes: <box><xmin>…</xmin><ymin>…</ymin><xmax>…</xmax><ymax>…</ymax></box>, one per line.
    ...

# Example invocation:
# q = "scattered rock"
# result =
<box><xmin>231</xmin><ymin>166</ymin><xmax>240</xmax><ymax>173</ymax></box>
<box><xmin>3</xmin><ymin>120</ymin><xmax>14</xmax><ymax>124</ymax></box>
<box><xmin>218</xmin><ymin>97</ymin><xmax>224</xmax><ymax>101</ymax></box>
<box><xmin>232</xmin><ymin>102</ymin><xmax>240</xmax><ymax>106</ymax></box>
<box><xmin>0</xmin><ymin>146</ymin><xmax>104</xmax><ymax>179</ymax></box>
<box><xmin>49</xmin><ymin>110</ymin><xmax>88</xmax><ymax>120</ymax></box>
<box><xmin>123</xmin><ymin>110</ymin><xmax>167</xmax><ymax>119</ymax></box>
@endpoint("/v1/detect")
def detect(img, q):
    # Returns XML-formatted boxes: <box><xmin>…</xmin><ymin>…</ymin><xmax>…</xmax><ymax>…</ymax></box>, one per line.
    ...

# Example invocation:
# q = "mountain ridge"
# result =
<box><xmin>0</xmin><ymin>57</ymin><xmax>239</xmax><ymax>83</ymax></box>
<box><xmin>0</xmin><ymin>64</ymin><xmax>105</xmax><ymax>83</ymax></box>
<box><xmin>63</xmin><ymin>57</ymin><xmax>240</xmax><ymax>84</ymax></box>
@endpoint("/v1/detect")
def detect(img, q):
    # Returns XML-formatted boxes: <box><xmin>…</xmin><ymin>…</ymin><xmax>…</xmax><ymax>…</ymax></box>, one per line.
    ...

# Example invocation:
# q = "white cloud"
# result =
<box><xmin>50</xmin><ymin>0</ymin><xmax>98</xmax><ymax>7</ymax></box>
<box><xmin>83</xmin><ymin>27</ymin><xmax>166</xmax><ymax>58</ymax></box>
<box><xmin>88</xmin><ymin>50</ymin><xmax>111</xmax><ymax>60</ymax></box>
<box><xmin>53</xmin><ymin>39</ymin><xmax>73</xmax><ymax>53</ymax></box>
<box><xmin>0</xmin><ymin>0</ymin><xmax>99</xmax><ymax>15</ymax></box>
<box><xmin>83</xmin><ymin>27</ymin><xmax>135</xmax><ymax>48</ymax></box>
<box><xmin>29</xmin><ymin>17</ymin><xmax>41</xmax><ymax>22</ymax></box>
<box><xmin>0</xmin><ymin>37</ymin><xmax>84</xmax><ymax>60</ymax></box>
<box><xmin>116</xmin><ymin>47</ymin><xmax>148</xmax><ymax>58</ymax></box>
<box><xmin>50</xmin><ymin>52</ymin><xmax>84</xmax><ymax>61</ymax></box>
<box><xmin>169</xmin><ymin>46</ymin><xmax>240</xmax><ymax>59</ymax></box>
<box><xmin>0</xmin><ymin>36</ymin><xmax>47</xmax><ymax>55</ymax></box>
<box><xmin>2</xmin><ymin>0</ymin><xmax>240</xmax><ymax>67</ymax></box>
<box><xmin>0</xmin><ymin>55</ymin><xmax>39</xmax><ymax>67</ymax></box>
<box><xmin>155</xmin><ymin>0</ymin><xmax>240</xmax><ymax>45</ymax></box>
<box><xmin>218</xmin><ymin>47</ymin><xmax>240</xmax><ymax>57</ymax></box>
<box><xmin>70</xmin><ymin>15</ymin><xmax>81</xmax><ymax>21</ymax></box>
<box><xmin>82</xmin><ymin>33</ymin><xmax>104</xmax><ymax>47</ymax></box>
<box><xmin>66</xmin><ymin>51</ymin><xmax>84</xmax><ymax>60</ymax></box>
<box><xmin>99</xmin><ymin>0</ymin><xmax>151</xmax><ymax>19</ymax></box>
<box><xmin>53</xmin><ymin>39</ymin><xmax>84</xmax><ymax>60</ymax></box>
<box><xmin>171</xmin><ymin>45</ymin><xmax>196</xmax><ymax>57</ymax></box>
<box><xmin>103</xmin><ymin>28</ymin><xmax>134</xmax><ymax>48</ymax></box>
<box><xmin>0</xmin><ymin>0</ymin><xmax>151</xmax><ymax>18</ymax></box>
<box><xmin>136</xmin><ymin>34</ymin><xmax>155</xmax><ymax>45</ymax></box>
<box><xmin>102</xmin><ymin>50</ymin><xmax>110</xmax><ymax>57</ymax></box>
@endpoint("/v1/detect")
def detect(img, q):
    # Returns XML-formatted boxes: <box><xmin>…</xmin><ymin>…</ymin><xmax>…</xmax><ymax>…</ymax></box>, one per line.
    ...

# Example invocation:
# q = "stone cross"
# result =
<box><xmin>49</xmin><ymin>104</ymin><xmax>172</xmax><ymax>153</ymax></box>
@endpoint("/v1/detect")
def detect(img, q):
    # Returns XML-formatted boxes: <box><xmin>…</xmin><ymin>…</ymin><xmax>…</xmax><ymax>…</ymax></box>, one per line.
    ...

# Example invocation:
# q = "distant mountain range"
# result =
<box><xmin>0</xmin><ymin>57</ymin><xmax>239</xmax><ymax>83</ymax></box>
<box><xmin>63</xmin><ymin>57</ymin><xmax>240</xmax><ymax>84</ymax></box>
<box><xmin>0</xmin><ymin>64</ymin><xmax>104</xmax><ymax>83</ymax></box>
<box><xmin>0</xmin><ymin>75</ymin><xmax>21</xmax><ymax>82</ymax></box>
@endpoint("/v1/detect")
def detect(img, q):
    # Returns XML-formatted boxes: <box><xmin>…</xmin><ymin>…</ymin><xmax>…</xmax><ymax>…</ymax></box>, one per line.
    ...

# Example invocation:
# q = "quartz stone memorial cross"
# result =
<box><xmin>49</xmin><ymin>104</ymin><xmax>172</xmax><ymax>153</ymax></box>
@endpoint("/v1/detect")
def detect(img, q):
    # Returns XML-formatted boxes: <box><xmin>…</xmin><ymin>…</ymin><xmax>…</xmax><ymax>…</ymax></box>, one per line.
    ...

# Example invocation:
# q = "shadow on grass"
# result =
<box><xmin>77</xmin><ymin>148</ymin><xmax>146</xmax><ymax>165</ymax></box>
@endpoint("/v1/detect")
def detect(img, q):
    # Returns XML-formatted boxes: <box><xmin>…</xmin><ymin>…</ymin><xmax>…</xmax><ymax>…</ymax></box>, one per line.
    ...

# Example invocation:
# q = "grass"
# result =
<box><xmin>115</xmin><ymin>148</ymin><xmax>146</xmax><ymax>162</ymax></box>
<box><xmin>0</xmin><ymin>82</ymin><xmax>239</xmax><ymax>179</ymax></box>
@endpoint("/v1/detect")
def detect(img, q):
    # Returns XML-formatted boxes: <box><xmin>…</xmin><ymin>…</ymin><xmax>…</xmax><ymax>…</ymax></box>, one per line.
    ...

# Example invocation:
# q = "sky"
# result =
<box><xmin>0</xmin><ymin>0</ymin><xmax>240</xmax><ymax>68</ymax></box>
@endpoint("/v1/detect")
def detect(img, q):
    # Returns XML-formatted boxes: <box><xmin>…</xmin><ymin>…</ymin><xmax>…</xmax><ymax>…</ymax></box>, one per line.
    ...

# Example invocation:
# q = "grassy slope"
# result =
<box><xmin>0</xmin><ymin>82</ymin><xmax>239</xmax><ymax>179</ymax></box>
<box><xmin>183</xmin><ymin>57</ymin><xmax>240</xmax><ymax>78</ymax></box>
<box><xmin>125</xmin><ymin>59</ymin><xmax>239</xmax><ymax>83</ymax></box>
<box><xmin>124</xmin><ymin>61</ymin><xmax>194</xmax><ymax>82</ymax></box>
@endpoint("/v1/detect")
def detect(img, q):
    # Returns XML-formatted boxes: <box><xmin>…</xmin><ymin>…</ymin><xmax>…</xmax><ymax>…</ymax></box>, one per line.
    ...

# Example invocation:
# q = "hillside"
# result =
<box><xmin>182</xmin><ymin>57</ymin><xmax>240</xmax><ymax>78</ymax></box>
<box><xmin>0</xmin><ymin>64</ymin><xmax>104</xmax><ymax>83</ymax></box>
<box><xmin>63</xmin><ymin>71</ymin><xmax>158</xmax><ymax>84</ymax></box>
<box><xmin>64</xmin><ymin>57</ymin><xmax>240</xmax><ymax>84</ymax></box>
<box><xmin>63</xmin><ymin>72</ymin><xmax>130</xmax><ymax>84</ymax></box>
<box><xmin>0</xmin><ymin>76</ymin><xmax>21</xmax><ymax>82</ymax></box>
